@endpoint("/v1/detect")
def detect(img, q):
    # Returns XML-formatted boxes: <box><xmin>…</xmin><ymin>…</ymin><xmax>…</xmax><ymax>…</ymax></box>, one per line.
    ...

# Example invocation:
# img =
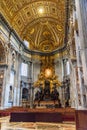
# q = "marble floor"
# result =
<box><xmin>0</xmin><ymin>116</ymin><xmax>76</xmax><ymax>130</ymax></box>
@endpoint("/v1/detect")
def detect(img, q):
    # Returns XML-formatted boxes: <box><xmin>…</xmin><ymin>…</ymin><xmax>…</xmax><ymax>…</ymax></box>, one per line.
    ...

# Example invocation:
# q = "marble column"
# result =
<box><xmin>28</xmin><ymin>61</ymin><xmax>34</xmax><ymax>108</ymax></box>
<box><xmin>75</xmin><ymin>0</ymin><xmax>87</xmax><ymax>86</ymax></box>
<box><xmin>62</xmin><ymin>59</ymin><xmax>67</xmax><ymax>77</ymax></box>
<box><xmin>3</xmin><ymin>47</ymin><xmax>13</xmax><ymax>108</ymax></box>
<box><xmin>29</xmin><ymin>83</ymin><xmax>34</xmax><ymax>109</ymax></box>
<box><xmin>14</xmin><ymin>53</ymin><xmax>21</xmax><ymax>106</ymax></box>
<box><xmin>75</xmin><ymin>0</ymin><xmax>87</xmax><ymax>108</ymax></box>
<box><xmin>76</xmin><ymin>38</ymin><xmax>84</xmax><ymax>107</ymax></box>
<box><xmin>61</xmin><ymin>59</ymin><xmax>68</xmax><ymax>107</ymax></box>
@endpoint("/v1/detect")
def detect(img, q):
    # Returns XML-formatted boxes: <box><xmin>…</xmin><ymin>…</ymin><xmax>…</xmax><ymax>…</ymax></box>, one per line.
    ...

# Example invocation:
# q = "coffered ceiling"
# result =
<box><xmin>1</xmin><ymin>0</ymin><xmax>68</xmax><ymax>53</ymax></box>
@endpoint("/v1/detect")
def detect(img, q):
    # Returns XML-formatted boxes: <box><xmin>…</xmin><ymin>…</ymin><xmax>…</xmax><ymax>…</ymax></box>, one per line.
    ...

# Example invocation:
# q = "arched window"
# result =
<box><xmin>21</xmin><ymin>63</ymin><xmax>28</xmax><ymax>77</ymax></box>
<box><xmin>66</xmin><ymin>61</ymin><xmax>70</xmax><ymax>75</ymax></box>
<box><xmin>23</xmin><ymin>40</ymin><xmax>29</xmax><ymax>48</ymax></box>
